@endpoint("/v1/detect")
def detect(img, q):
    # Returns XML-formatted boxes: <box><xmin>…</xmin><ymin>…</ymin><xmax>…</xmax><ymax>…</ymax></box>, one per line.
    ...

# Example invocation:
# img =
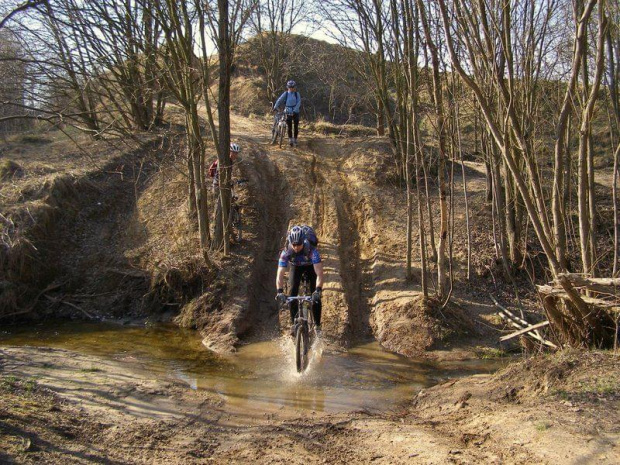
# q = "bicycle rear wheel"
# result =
<box><xmin>295</xmin><ymin>323</ymin><xmax>309</xmax><ymax>372</ymax></box>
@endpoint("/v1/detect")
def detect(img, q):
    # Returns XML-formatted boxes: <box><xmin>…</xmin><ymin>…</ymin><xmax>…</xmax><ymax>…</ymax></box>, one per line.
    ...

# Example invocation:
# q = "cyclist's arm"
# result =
<box><xmin>313</xmin><ymin>262</ymin><xmax>324</xmax><ymax>288</ymax></box>
<box><xmin>276</xmin><ymin>264</ymin><xmax>288</xmax><ymax>290</ymax></box>
<box><xmin>273</xmin><ymin>92</ymin><xmax>285</xmax><ymax>111</ymax></box>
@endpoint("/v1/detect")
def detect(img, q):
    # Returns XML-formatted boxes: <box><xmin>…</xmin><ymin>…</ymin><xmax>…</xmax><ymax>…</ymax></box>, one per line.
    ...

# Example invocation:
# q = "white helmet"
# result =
<box><xmin>230</xmin><ymin>143</ymin><xmax>240</xmax><ymax>152</ymax></box>
<box><xmin>288</xmin><ymin>225</ymin><xmax>305</xmax><ymax>246</ymax></box>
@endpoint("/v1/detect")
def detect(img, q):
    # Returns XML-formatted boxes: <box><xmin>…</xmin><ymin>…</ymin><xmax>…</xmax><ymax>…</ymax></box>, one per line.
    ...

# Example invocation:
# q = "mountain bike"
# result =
<box><xmin>284</xmin><ymin>275</ymin><xmax>316</xmax><ymax>372</ymax></box>
<box><xmin>271</xmin><ymin>111</ymin><xmax>287</xmax><ymax>147</ymax></box>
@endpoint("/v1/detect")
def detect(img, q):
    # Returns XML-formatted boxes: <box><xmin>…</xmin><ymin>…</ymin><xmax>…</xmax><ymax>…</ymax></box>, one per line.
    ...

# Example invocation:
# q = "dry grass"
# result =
<box><xmin>306</xmin><ymin>120</ymin><xmax>376</xmax><ymax>137</ymax></box>
<box><xmin>0</xmin><ymin>160</ymin><xmax>24</xmax><ymax>180</ymax></box>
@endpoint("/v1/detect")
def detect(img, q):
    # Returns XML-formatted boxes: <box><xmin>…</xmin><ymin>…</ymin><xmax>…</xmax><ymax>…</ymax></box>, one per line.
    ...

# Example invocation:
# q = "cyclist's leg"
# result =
<box><xmin>288</xmin><ymin>265</ymin><xmax>302</xmax><ymax>324</ymax></box>
<box><xmin>293</xmin><ymin>113</ymin><xmax>300</xmax><ymax>140</ymax></box>
<box><xmin>306</xmin><ymin>266</ymin><xmax>321</xmax><ymax>326</ymax></box>
<box><xmin>286</xmin><ymin>114</ymin><xmax>293</xmax><ymax>139</ymax></box>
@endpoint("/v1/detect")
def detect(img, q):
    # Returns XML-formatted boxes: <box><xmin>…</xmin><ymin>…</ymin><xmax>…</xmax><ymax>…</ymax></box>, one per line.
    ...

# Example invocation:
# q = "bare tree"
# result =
<box><xmin>248</xmin><ymin>0</ymin><xmax>307</xmax><ymax>100</ymax></box>
<box><xmin>0</xmin><ymin>30</ymin><xmax>30</xmax><ymax>134</ymax></box>
<box><xmin>417</xmin><ymin>0</ymin><xmax>449</xmax><ymax>298</ymax></box>
<box><xmin>0</xmin><ymin>0</ymin><xmax>47</xmax><ymax>30</ymax></box>
<box><xmin>607</xmin><ymin>1</ymin><xmax>620</xmax><ymax>276</ymax></box>
<box><xmin>436</xmin><ymin>0</ymin><xmax>615</xmax><ymax>346</ymax></box>
<box><xmin>148</xmin><ymin>0</ymin><xmax>214</xmax><ymax>266</ymax></box>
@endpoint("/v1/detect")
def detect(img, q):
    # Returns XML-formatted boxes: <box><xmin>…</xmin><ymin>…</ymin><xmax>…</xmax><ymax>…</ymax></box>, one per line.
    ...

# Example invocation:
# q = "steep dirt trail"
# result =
<box><xmin>231</xmin><ymin>139</ymin><xmax>291</xmax><ymax>340</ymax></box>
<box><xmin>231</xmin><ymin>115</ymin><xmax>376</xmax><ymax>345</ymax></box>
<box><xmin>306</xmin><ymin>138</ymin><xmax>375</xmax><ymax>343</ymax></box>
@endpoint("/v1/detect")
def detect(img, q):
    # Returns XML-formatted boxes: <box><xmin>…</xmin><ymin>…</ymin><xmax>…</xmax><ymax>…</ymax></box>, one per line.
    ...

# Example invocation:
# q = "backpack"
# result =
<box><xmin>301</xmin><ymin>224</ymin><xmax>318</xmax><ymax>247</ymax></box>
<box><xmin>208</xmin><ymin>159</ymin><xmax>218</xmax><ymax>178</ymax></box>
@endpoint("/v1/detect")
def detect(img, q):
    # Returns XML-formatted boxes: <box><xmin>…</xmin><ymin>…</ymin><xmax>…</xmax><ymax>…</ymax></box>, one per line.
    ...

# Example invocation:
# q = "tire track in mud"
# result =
<box><xmin>237</xmin><ymin>142</ymin><xmax>291</xmax><ymax>339</ymax></box>
<box><xmin>309</xmin><ymin>155</ymin><xmax>323</xmax><ymax>229</ymax></box>
<box><xmin>306</xmin><ymin>139</ymin><xmax>374</xmax><ymax>344</ymax></box>
<box><xmin>237</xmin><ymin>131</ymin><xmax>375</xmax><ymax>345</ymax></box>
<box><xmin>332</xmin><ymin>183</ymin><xmax>373</xmax><ymax>341</ymax></box>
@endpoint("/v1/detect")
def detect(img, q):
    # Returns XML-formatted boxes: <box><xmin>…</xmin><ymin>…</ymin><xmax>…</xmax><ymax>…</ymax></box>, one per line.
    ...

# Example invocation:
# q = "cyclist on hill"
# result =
<box><xmin>208</xmin><ymin>142</ymin><xmax>241</xmax><ymax>192</ymax></box>
<box><xmin>273</xmin><ymin>80</ymin><xmax>301</xmax><ymax>147</ymax></box>
<box><xmin>276</xmin><ymin>225</ymin><xmax>324</xmax><ymax>336</ymax></box>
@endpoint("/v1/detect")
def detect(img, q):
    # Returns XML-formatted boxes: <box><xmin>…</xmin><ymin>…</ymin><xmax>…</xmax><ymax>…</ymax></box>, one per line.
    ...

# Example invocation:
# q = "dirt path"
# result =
<box><xmin>233</xmin><ymin>121</ymin><xmax>471</xmax><ymax>358</ymax></box>
<box><xmin>232</xmin><ymin>120</ymin><xmax>405</xmax><ymax>347</ymax></box>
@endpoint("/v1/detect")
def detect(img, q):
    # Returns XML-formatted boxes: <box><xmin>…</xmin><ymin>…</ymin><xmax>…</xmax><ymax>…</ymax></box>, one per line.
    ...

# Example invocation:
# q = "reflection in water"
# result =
<box><xmin>0</xmin><ymin>321</ymin><xmax>505</xmax><ymax>414</ymax></box>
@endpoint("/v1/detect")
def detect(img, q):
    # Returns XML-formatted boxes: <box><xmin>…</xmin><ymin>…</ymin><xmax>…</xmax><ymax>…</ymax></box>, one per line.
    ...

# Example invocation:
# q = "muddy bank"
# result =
<box><xmin>0</xmin><ymin>134</ymin><xmax>171</xmax><ymax>320</ymax></box>
<box><xmin>409</xmin><ymin>350</ymin><xmax>620</xmax><ymax>464</ymax></box>
<box><xmin>2</xmin><ymin>116</ymin><xmax>511</xmax><ymax>359</ymax></box>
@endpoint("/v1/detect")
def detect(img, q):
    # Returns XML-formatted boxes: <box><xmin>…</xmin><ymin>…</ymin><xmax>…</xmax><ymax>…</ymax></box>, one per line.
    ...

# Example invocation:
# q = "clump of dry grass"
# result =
<box><xmin>230</xmin><ymin>76</ymin><xmax>268</xmax><ymax>116</ymax></box>
<box><xmin>306</xmin><ymin>120</ymin><xmax>376</xmax><ymax>137</ymax></box>
<box><xmin>0</xmin><ymin>160</ymin><xmax>24</xmax><ymax>180</ymax></box>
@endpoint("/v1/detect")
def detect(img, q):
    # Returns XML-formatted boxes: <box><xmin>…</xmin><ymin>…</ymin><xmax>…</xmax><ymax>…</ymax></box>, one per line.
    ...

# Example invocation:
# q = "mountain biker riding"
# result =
<box><xmin>208</xmin><ymin>142</ymin><xmax>241</xmax><ymax>192</ymax></box>
<box><xmin>273</xmin><ymin>80</ymin><xmax>301</xmax><ymax>147</ymax></box>
<box><xmin>276</xmin><ymin>225</ymin><xmax>324</xmax><ymax>336</ymax></box>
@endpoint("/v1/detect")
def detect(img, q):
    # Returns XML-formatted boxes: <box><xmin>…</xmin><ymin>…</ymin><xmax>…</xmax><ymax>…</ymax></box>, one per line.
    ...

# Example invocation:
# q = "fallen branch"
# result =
<box><xmin>559</xmin><ymin>273</ymin><xmax>620</xmax><ymax>292</ymax></box>
<box><xmin>45</xmin><ymin>295</ymin><xmax>95</xmax><ymax>319</ymax></box>
<box><xmin>538</xmin><ymin>285</ymin><xmax>620</xmax><ymax>309</ymax></box>
<box><xmin>0</xmin><ymin>282</ymin><xmax>63</xmax><ymax>320</ymax></box>
<box><xmin>500</xmin><ymin>321</ymin><xmax>550</xmax><ymax>342</ymax></box>
<box><xmin>491</xmin><ymin>295</ymin><xmax>557</xmax><ymax>349</ymax></box>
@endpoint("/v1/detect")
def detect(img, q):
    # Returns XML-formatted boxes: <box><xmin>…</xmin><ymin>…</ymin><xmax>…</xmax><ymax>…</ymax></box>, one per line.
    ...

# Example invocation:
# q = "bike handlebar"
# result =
<box><xmin>285</xmin><ymin>296</ymin><xmax>312</xmax><ymax>303</ymax></box>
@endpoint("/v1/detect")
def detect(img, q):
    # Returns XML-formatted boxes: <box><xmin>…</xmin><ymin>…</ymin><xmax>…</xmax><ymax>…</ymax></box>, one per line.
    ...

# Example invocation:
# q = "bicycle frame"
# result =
<box><xmin>286</xmin><ymin>295</ymin><xmax>313</xmax><ymax>322</ymax></box>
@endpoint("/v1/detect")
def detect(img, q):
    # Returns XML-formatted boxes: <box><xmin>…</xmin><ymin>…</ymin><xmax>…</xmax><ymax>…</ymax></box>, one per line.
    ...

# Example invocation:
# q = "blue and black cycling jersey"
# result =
<box><xmin>278</xmin><ymin>242</ymin><xmax>321</xmax><ymax>267</ymax></box>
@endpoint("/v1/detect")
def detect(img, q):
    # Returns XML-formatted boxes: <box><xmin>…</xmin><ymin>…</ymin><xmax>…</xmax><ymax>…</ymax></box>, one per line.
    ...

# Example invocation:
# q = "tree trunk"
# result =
<box><xmin>213</xmin><ymin>0</ymin><xmax>233</xmax><ymax>255</ymax></box>
<box><xmin>376</xmin><ymin>97</ymin><xmax>385</xmax><ymax>136</ymax></box>
<box><xmin>414</xmin><ymin>118</ymin><xmax>428</xmax><ymax>297</ymax></box>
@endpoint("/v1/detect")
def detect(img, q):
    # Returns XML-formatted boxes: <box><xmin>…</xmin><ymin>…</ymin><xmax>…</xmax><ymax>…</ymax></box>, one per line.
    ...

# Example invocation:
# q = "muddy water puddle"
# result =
<box><xmin>0</xmin><ymin>321</ymin><xmax>504</xmax><ymax>414</ymax></box>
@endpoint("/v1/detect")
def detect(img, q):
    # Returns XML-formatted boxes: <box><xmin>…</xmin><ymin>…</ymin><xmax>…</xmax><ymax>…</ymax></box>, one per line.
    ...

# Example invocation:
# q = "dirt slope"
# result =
<box><xmin>227</xmin><ymin>114</ymin><xmax>498</xmax><ymax>357</ymax></box>
<box><xmin>2</xmin><ymin>112</ymin><xmax>501</xmax><ymax>357</ymax></box>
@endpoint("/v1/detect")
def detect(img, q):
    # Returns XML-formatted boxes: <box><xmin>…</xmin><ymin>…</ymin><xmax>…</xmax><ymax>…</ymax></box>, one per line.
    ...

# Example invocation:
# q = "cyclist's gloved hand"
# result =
<box><xmin>276</xmin><ymin>289</ymin><xmax>286</xmax><ymax>305</ymax></box>
<box><xmin>312</xmin><ymin>287</ymin><xmax>322</xmax><ymax>303</ymax></box>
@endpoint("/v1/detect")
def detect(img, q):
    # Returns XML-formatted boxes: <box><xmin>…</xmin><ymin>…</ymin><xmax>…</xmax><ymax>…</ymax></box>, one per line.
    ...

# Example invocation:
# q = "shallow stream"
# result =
<box><xmin>0</xmin><ymin>321</ymin><xmax>504</xmax><ymax>414</ymax></box>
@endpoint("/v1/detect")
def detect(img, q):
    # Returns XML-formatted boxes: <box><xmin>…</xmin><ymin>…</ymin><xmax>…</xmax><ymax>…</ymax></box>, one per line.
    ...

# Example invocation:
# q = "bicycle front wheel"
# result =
<box><xmin>271</xmin><ymin>123</ymin><xmax>278</xmax><ymax>145</ymax></box>
<box><xmin>278</xmin><ymin>124</ymin><xmax>286</xmax><ymax>148</ymax></box>
<box><xmin>232</xmin><ymin>207</ymin><xmax>242</xmax><ymax>242</ymax></box>
<box><xmin>295</xmin><ymin>323</ymin><xmax>309</xmax><ymax>372</ymax></box>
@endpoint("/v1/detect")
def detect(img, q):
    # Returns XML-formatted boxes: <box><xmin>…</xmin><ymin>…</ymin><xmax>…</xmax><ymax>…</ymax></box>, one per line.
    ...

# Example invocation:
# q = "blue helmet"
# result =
<box><xmin>288</xmin><ymin>225</ymin><xmax>305</xmax><ymax>246</ymax></box>
<box><xmin>286</xmin><ymin>80</ymin><xmax>296</xmax><ymax>88</ymax></box>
